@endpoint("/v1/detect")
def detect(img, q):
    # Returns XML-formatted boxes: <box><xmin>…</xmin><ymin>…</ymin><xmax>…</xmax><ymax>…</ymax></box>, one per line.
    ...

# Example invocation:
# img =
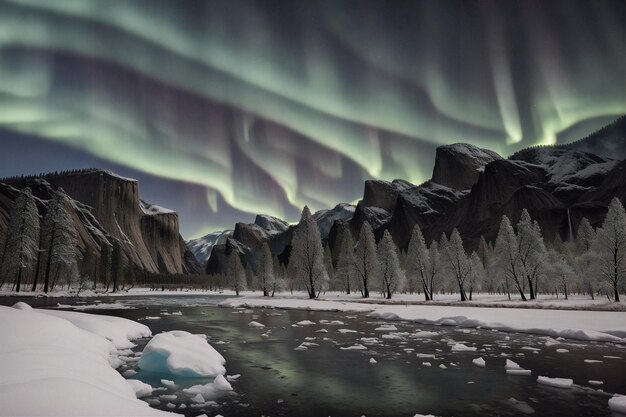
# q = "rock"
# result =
<box><xmin>431</xmin><ymin>143</ymin><xmax>502</xmax><ymax>190</ymax></box>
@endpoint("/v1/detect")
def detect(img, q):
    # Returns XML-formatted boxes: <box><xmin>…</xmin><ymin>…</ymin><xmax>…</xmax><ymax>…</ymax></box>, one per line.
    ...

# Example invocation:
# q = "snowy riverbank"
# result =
<box><xmin>0</xmin><ymin>303</ymin><xmax>179</xmax><ymax>416</ymax></box>
<box><xmin>219</xmin><ymin>294</ymin><xmax>626</xmax><ymax>344</ymax></box>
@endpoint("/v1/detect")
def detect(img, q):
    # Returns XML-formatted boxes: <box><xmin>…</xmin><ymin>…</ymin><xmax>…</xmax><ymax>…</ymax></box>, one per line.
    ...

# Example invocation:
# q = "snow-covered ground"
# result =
<box><xmin>0</xmin><ymin>303</ymin><xmax>179</xmax><ymax>416</ymax></box>
<box><xmin>220</xmin><ymin>294</ymin><xmax>626</xmax><ymax>343</ymax></box>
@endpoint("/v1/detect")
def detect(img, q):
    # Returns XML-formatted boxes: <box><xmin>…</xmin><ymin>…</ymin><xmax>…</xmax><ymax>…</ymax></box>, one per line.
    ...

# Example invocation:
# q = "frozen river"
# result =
<box><xmin>2</xmin><ymin>294</ymin><xmax>624</xmax><ymax>417</ymax></box>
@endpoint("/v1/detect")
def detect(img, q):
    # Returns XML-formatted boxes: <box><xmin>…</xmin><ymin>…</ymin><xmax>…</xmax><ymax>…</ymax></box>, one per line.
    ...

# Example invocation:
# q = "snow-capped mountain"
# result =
<box><xmin>186</xmin><ymin>230</ymin><xmax>232</xmax><ymax>266</ymax></box>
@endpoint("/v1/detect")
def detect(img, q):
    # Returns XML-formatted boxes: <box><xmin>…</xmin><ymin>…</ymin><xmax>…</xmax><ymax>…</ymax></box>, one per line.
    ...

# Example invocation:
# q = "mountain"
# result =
<box><xmin>187</xmin><ymin>230</ymin><xmax>232</xmax><ymax>267</ymax></box>
<box><xmin>204</xmin><ymin>117</ymin><xmax>625</xmax><ymax>272</ymax></box>
<box><xmin>0</xmin><ymin>169</ymin><xmax>201</xmax><ymax>281</ymax></box>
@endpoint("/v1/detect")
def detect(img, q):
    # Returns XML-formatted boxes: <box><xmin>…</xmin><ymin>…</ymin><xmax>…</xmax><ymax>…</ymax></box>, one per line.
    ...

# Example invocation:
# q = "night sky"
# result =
<box><xmin>0</xmin><ymin>0</ymin><xmax>624</xmax><ymax>238</ymax></box>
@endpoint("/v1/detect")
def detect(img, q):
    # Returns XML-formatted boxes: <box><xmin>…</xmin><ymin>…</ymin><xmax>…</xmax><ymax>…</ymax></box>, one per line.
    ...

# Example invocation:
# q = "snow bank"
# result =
<box><xmin>138</xmin><ymin>331</ymin><xmax>226</xmax><ymax>377</ymax></box>
<box><xmin>609</xmin><ymin>395</ymin><xmax>626</xmax><ymax>414</ymax></box>
<box><xmin>33</xmin><ymin>306</ymin><xmax>151</xmax><ymax>349</ymax></box>
<box><xmin>0</xmin><ymin>305</ymin><xmax>175</xmax><ymax>416</ymax></box>
<box><xmin>220</xmin><ymin>296</ymin><xmax>625</xmax><ymax>343</ymax></box>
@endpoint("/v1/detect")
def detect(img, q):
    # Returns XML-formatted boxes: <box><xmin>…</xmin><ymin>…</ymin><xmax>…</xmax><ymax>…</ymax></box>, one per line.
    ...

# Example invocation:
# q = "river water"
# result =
<box><xmin>2</xmin><ymin>295</ymin><xmax>625</xmax><ymax>417</ymax></box>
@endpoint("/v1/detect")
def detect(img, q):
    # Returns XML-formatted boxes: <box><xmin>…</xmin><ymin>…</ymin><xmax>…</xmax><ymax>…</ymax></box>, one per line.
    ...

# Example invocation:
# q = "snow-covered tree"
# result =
<box><xmin>517</xmin><ymin>210</ymin><xmax>546</xmax><ymax>299</ymax></box>
<box><xmin>547</xmin><ymin>249</ymin><xmax>575</xmax><ymax>299</ymax></box>
<box><xmin>41</xmin><ymin>190</ymin><xmax>78</xmax><ymax>292</ymax></box>
<box><xmin>427</xmin><ymin>241</ymin><xmax>441</xmax><ymax>300</ymax></box>
<box><xmin>335</xmin><ymin>227</ymin><xmax>356</xmax><ymax>294</ymax></box>
<box><xmin>323</xmin><ymin>244</ymin><xmax>334</xmax><ymax>293</ymax></box>
<box><xmin>0</xmin><ymin>188</ymin><xmax>40</xmax><ymax>291</ymax></box>
<box><xmin>494</xmin><ymin>215</ymin><xmax>527</xmax><ymax>300</ymax></box>
<box><xmin>406</xmin><ymin>225</ymin><xmax>431</xmax><ymax>300</ymax></box>
<box><xmin>442</xmin><ymin>229</ymin><xmax>471</xmax><ymax>301</ymax></box>
<box><xmin>257</xmin><ymin>242</ymin><xmax>274</xmax><ymax>296</ymax></box>
<box><xmin>477</xmin><ymin>236</ymin><xmax>496</xmax><ymax>293</ymax></box>
<box><xmin>227</xmin><ymin>252</ymin><xmax>246</xmax><ymax>296</ymax></box>
<box><xmin>591</xmin><ymin>198</ymin><xmax>626</xmax><ymax>302</ymax></box>
<box><xmin>354</xmin><ymin>221</ymin><xmax>378</xmax><ymax>298</ymax></box>
<box><xmin>377</xmin><ymin>230</ymin><xmax>405</xmax><ymax>299</ymax></box>
<box><xmin>467</xmin><ymin>252</ymin><xmax>484</xmax><ymax>300</ymax></box>
<box><xmin>267</xmin><ymin>256</ymin><xmax>283</xmax><ymax>296</ymax></box>
<box><xmin>290</xmin><ymin>206</ymin><xmax>328</xmax><ymax>299</ymax></box>
<box><xmin>576</xmin><ymin>217</ymin><xmax>595</xmax><ymax>254</ymax></box>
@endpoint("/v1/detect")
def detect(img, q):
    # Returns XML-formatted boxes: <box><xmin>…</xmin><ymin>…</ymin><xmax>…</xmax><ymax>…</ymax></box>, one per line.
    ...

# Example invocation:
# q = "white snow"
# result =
<box><xmin>451</xmin><ymin>343</ymin><xmax>477</xmax><ymax>352</ymax></box>
<box><xmin>472</xmin><ymin>357</ymin><xmax>486</xmax><ymax>367</ymax></box>
<box><xmin>296</xmin><ymin>320</ymin><xmax>316</xmax><ymax>325</ymax></box>
<box><xmin>375</xmin><ymin>324</ymin><xmax>398</xmax><ymax>331</ymax></box>
<box><xmin>556</xmin><ymin>348</ymin><xmax>569</xmax><ymax>353</ymax></box>
<box><xmin>219</xmin><ymin>295</ymin><xmax>626</xmax><ymax>343</ymax></box>
<box><xmin>413</xmin><ymin>331</ymin><xmax>439</xmax><ymax>338</ymax></box>
<box><xmin>248</xmin><ymin>321</ymin><xmax>265</xmax><ymax>328</ymax></box>
<box><xmin>337</xmin><ymin>328</ymin><xmax>357</xmax><ymax>334</ymax></box>
<box><xmin>588</xmin><ymin>380</ymin><xmax>603</xmax><ymax>385</ymax></box>
<box><xmin>369</xmin><ymin>357</ymin><xmax>378</xmax><ymax>364</ymax></box>
<box><xmin>505</xmin><ymin>359</ymin><xmax>531</xmax><ymax>375</ymax></box>
<box><xmin>56</xmin><ymin>303</ymin><xmax>135</xmax><ymax>310</ymax></box>
<box><xmin>537</xmin><ymin>376</ymin><xmax>573</xmax><ymax>388</ymax></box>
<box><xmin>340</xmin><ymin>344</ymin><xmax>367</xmax><ymax>351</ymax></box>
<box><xmin>161</xmin><ymin>379</ymin><xmax>178</xmax><ymax>389</ymax></box>
<box><xmin>609</xmin><ymin>395</ymin><xmax>626</xmax><ymax>414</ymax></box>
<box><xmin>127</xmin><ymin>380</ymin><xmax>154</xmax><ymax>398</ymax></box>
<box><xmin>0</xmin><ymin>304</ymin><xmax>176</xmax><ymax>416</ymax></box>
<box><xmin>138</xmin><ymin>331</ymin><xmax>226</xmax><ymax>377</ymax></box>
<box><xmin>182</xmin><ymin>375</ymin><xmax>233</xmax><ymax>401</ymax></box>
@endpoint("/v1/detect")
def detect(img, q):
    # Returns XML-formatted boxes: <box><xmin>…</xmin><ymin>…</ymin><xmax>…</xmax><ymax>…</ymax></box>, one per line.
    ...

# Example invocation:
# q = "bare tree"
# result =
<box><xmin>290</xmin><ymin>206</ymin><xmax>328</xmax><ymax>299</ymax></box>
<box><xmin>442</xmin><ymin>229</ymin><xmax>471</xmax><ymax>301</ymax></box>
<box><xmin>0</xmin><ymin>188</ymin><xmax>40</xmax><ymax>292</ymax></box>
<box><xmin>354</xmin><ymin>221</ymin><xmax>378</xmax><ymax>298</ymax></box>
<box><xmin>591</xmin><ymin>198</ymin><xmax>626</xmax><ymax>302</ymax></box>
<box><xmin>406</xmin><ymin>225</ymin><xmax>431</xmax><ymax>300</ymax></box>
<box><xmin>323</xmin><ymin>244</ymin><xmax>334</xmax><ymax>293</ymax></box>
<box><xmin>547</xmin><ymin>249</ymin><xmax>575</xmax><ymax>299</ymax></box>
<box><xmin>427</xmin><ymin>241</ymin><xmax>441</xmax><ymax>300</ymax></box>
<box><xmin>377</xmin><ymin>230</ymin><xmax>405</xmax><ymax>299</ymax></box>
<box><xmin>517</xmin><ymin>209</ymin><xmax>546</xmax><ymax>299</ymax></box>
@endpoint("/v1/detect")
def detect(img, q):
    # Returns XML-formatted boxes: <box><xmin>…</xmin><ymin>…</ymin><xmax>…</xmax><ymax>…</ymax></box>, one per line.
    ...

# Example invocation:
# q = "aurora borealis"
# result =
<box><xmin>0</xmin><ymin>0</ymin><xmax>624</xmax><ymax>238</ymax></box>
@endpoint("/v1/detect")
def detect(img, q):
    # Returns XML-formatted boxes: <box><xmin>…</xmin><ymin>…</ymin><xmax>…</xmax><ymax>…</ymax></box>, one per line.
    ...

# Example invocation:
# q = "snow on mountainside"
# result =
<box><xmin>254</xmin><ymin>214</ymin><xmax>289</xmax><ymax>232</ymax></box>
<box><xmin>313</xmin><ymin>203</ymin><xmax>356</xmax><ymax>239</ymax></box>
<box><xmin>187</xmin><ymin>230</ymin><xmax>232</xmax><ymax>266</ymax></box>
<box><xmin>140</xmin><ymin>200</ymin><xmax>175</xmax><ymax>215</ymax></box>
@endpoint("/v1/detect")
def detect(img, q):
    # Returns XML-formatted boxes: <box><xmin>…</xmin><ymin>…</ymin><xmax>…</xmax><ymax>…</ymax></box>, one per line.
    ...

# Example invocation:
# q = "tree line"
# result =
<box><xmin>0</xmin><ymin>187</ymin><xmax>127</xmax><ymax>293</ymax></box>
<box><xmin>214</xmin><ymin>199</ymin><xmax>626</xmax><ymax>302</ymax></box>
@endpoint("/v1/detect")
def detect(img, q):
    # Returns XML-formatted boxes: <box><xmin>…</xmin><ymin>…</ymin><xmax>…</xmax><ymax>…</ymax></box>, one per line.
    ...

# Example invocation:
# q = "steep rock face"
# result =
<box><xmin>187</xmin><ymin>230</ymin><xmax>232</xmax><ymax>267</ymax></box>
<box><xmin>254</xmin><ymin>214</ymin><xmax>289</xmax><ymax>233</ymax></box>
<box><xmin>431</xmin><ymin>143</ymin><xmax>502</xmax><ymax>190</ymax></box>
<box><xmin>0</xmin><ymin>170</ymin><xmax>195</xmax><ymax>277</ymax></box>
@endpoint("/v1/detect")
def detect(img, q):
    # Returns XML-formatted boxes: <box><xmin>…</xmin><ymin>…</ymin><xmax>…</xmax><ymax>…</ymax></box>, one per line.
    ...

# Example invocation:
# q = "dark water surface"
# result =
<box><xmin>2</xmin><ymin>295</ymin><xmax>625</xmax><ymax>417</ymax></box>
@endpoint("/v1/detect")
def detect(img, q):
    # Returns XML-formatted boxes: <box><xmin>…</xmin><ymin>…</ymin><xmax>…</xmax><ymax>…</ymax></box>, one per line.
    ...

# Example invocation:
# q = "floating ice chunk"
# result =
<box><xmin>604</xmin><ymin>355</ymin><xmax>622</xmax><ymax>359</ymax></box>
<box><xmin>439</xmin><ymin>364</ymin><xmax>447</xmax><ymax>369</ymax></box>
<box><xmin>537</xmin><ymin>376</ymin><xmax>573</xmax><ymax>388</ymax></box>
<box><xmin>297</xmin><ymin>320</ymin><xmax>316</xmax><ymax>325</ymax></box>
<box><xmin>184</xmin><ymin>375</ymin><xmax>233</xmax><ymax>401</ymax></box>
<box><xmin>138</xmin><ymin>330</ymin><xmax>226</xmax><ymax>377</ymax></box>
<box><xmin>248</xmin><ymin>321</ymin><xmax>265</xmax><ymax>328</ymax></box>
<box><xmin>319</xmin><ymin>320</ymin><xmax>345</xmax><ymax>325</ymax></box>
<box><xmin>370</xmin><ymin>358</ymin><xmax>378</xmax><ymax>364</ymax></box>
<box><xmin>159</xmin><ymin>394</ymin><xmax>177</xmax><ymax>401</ymax></box>
<box><xmin>584</xmin><ymin>359</ymin><xmax>603</xmax><ymax>363</ymax></box>
<box><xmin>451</xmin><ymin>343</ymin><xmax>477</xmax><ymax>352</ymax></box>
<box><xmin>609</xmin><ymin>395</ymin><xmax>626</xmax><ymax>413</ymax></box>
<box><xmin>340</xmin><ymin>344</ymin><xmax>367</xmax><ymax>351</ymax></box>
<box><xmin>413</xmin><ymin>331</ymin><xmax>439</xmax><ymax>338</ymax></box>
<box><xmin>338</xmin><ymin>328</ymin><xmax>358</xmax><ymax>334</ymax></box>
<box><xmin>416</xmin><ymin>353</ymin><xmax>436</xmax><ymax>359</ymax></box>
<box><xmin>588</xmin><ymin>380</ymin><xmax>603</xmax><ymax>385</ymax></box>
<box><xmin>472</xmin><ymin>357</ymin><xmax>486</xmax><ymax>367</ymax></box>
<box><xmin>122</xmin><ymin>369</ymin><xmax>137</xmax><ymax>377</ymax></box>
<box><xmin>375</xmin><ymin>325</ymin><xmax>398</xmax><ymax>331</ymax></box>
<box><xmin>422</xmin><ymin>362</ymin><xmax>432</xmax><ymax>367</ymax></box>
<box><xmin>505</xmin><ymin>359</ymin><xmax>531</xmax><ymax>375</ymax></box>
<box><xmin>191</xmin><ymin>393</ymin><xmax>205</xmax><ymax>403</ymax></box>
<box><xmin>556</xmin><ymin>348</ymin><xmax>569</xmax><ymax>353</ymax></box>
<box><xmin>226</xmin><ymin>374</ymin><xmax>240</xmax><ymax>381</ymax></box>
<box><xmin>160</xmin><ymin>379</ymin><xmax>177</xmax><ymax>389</ymax></box>
<box><xmin>505</xmin><ymin>359</ymin><xmax>522</xmax><ymax>370</ymax></box>
<box><xmin>171</xmin><ymin>311</ymin><xmax>183</xmax><ymax>316</ymax></box>
<box><xmin>315</xmin><ymin>329</ymin><xmax>329</xmax><ymax>333</ymax></box>
<box><xmin>143</xmin><ymin>316</ymin><xmax>161</xmax><ymax>320</ymax></box>
<box><xmin>166</xmin><ymin>403</ymin><xmax>176</xmax><ymax>409</ymax></box>
<box><xmin>126</xmin><ymin>379</ymin><xmax>153</xmax><ymax>398</ymax></box>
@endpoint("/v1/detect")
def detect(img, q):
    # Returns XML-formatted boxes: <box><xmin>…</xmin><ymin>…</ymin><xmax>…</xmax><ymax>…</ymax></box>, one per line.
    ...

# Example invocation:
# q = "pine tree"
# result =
<box><xmin>494</xmin><ymin>215</ymin><xmax>527</xmax><ymax>300</ymax></box>
<box><xmin>377</xmin><ymin>230</ymin><xmax>405</xmax><ymax>299</ymax></box>
<box><xmin>354</xmin><ymin>221</ymin><xmax>378</xmax><ymax>298</ymax></box>
<box><xmin>406</xmin><ymin>225</ymin><xmax>431</xmax><ymax>300</ymax></box>
<box><xmin>442</xmin><ymin>229</ymin><xmax>471</xmax><ymax>301</ymax></box>
<box><xmin>41</xmin><ymin>191</ymin><xmax>78</xmax><ymax>292</ymax></box>
<box><xmin>467</xmin><ymin>252</ymin><xmax>484</xmax><ymax>301</ymax></box>
<box><xmin>591</xmin><ymin>198</ymin><xmax>626</xmax><ymax>302</ymax></box>
<box><xmin>574</xmin><ymin>217</ymin><xmax>596</xmax><ymax>299</ymax></box>
<box><xmin>335</xmin><ymin>227</ymin><xmax>356</xmax><ymax>294</ymax></box>
<box><xmin>227</xmin><ymin>252</ymin><xmax>246</xmax><ymax>296</ymax></box>
<box><xmin>323</xmin><ymin>244</ymin><xmax>334</xmax><ymax>293</ymax></box>
<box><xmin>0</xmin><ymin>188</ymin><xmax>40</xmax><ymax>292</ymax></box>
<box><xmin>576</xmin><ymin>217</ymin><xmax>595</xmax><ymax>254</ymax></box>
<box><xmin>290</xmin><ymin>206</ymin><xmax>328</xmax><ymax>299</ymax></box>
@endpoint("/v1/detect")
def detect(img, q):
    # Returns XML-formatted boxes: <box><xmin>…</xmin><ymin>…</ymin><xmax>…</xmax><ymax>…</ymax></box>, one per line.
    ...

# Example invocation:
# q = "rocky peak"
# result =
<box><xmin>431</xmin><ymin>143</ymin><xmax>502</xmax><ymax>190</ymax></box>
<box><xmin>254</xmin><ymin>214</ymin><xmax>289</xmax><ymax>233</ymax></box>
